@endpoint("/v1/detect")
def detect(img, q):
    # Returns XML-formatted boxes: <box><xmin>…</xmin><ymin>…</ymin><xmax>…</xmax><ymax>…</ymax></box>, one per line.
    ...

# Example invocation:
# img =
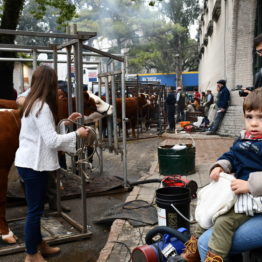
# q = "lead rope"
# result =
<box><xmin>57</xmin><ymin>119</ymin><xmax>102</xmax><ymax>181</ymax></box>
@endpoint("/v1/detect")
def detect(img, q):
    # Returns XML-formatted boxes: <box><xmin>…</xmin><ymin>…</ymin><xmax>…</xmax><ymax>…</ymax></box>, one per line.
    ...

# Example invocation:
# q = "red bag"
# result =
<box><xmin>183</xmin><ymin>124</ymin><xmax>194</xmax><ymax>132</ymax></box>
<box><xmin>161</xmin><ymin>175</ymin><xmax>198</xmax><ymax>198</ymax></box>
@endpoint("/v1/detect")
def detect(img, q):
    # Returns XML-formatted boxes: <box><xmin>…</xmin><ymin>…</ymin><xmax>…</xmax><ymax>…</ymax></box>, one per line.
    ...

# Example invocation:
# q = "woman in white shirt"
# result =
<box><xmin>15</xmin><ymin>65</ymin><xmax>89</xmax><ymax>262</ymax></box>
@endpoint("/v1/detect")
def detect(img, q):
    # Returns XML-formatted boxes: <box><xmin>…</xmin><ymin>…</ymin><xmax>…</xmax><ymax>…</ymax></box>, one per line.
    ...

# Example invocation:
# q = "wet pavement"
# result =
<box><xmin>0</xmin><ymin>132</ymin><xmax>235</xmax><ymax>262</ymax></box>
<box><xmin>97</xmin><ymin>132</ymin><xmax>234</xmax><ymax>262</ymax></box>
<box><xmin>2</xmin><ymin>136</ymin><xmax>162</xmax><ymax>262</ymax></box>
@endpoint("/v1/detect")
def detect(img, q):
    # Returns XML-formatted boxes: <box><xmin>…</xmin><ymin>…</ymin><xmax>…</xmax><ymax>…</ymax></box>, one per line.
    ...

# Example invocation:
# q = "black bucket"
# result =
<box><xmin>156</xmin><ymin>187</ymin><xmax>191</xmax><ymax>232</ymax></box>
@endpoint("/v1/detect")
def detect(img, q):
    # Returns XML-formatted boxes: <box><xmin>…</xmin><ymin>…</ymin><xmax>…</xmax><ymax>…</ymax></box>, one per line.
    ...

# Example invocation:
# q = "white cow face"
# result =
<box><xmin>84</xmin><ymin>91</ymin><xmax>113</xmax><ymax>123</ymax></box>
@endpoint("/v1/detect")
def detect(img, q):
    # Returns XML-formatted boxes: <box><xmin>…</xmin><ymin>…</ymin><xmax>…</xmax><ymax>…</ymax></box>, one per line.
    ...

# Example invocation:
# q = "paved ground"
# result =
<box><xmin>0</xmin><ymin>132</ymin><xmax>235</xmax><ymax>262</ymax></box>
<box><xmin>97</xmin><ymin>132</ymin><xmax>234</xmax><ymax>262</ymax></box>
<box><xmin>1</xmin><ymin>136</ymin><xmax>161</xmax><ymax>262</ymax></box>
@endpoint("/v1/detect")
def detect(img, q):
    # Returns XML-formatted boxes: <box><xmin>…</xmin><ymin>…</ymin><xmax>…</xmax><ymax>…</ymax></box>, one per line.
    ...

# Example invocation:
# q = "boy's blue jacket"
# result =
<box><xmin>217</xmin><ymin>86</ymin><xmax>230</xmax><ymax>109</ymax></box>
<box><xmin>218</xmin><ymin>136</ymin><xmax>262</xmax><ymax>181</ymax></box>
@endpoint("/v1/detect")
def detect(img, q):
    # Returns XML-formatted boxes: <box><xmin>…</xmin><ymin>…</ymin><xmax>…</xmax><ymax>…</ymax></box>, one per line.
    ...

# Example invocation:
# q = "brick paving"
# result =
<box><xmin>97</xmin><ymin>133</ymin><xmax>234</xmax><ymax>262</ymax></box>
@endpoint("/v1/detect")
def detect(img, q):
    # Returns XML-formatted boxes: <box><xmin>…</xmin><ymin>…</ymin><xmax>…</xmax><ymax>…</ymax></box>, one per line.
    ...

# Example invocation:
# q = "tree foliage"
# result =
<box><xmin>0</xmin><ymin>0</ymin><xmax>76</xmax><ymax>99</ymax></box>
<box><xmin>73</xmin><ymin>0</ymin><xmax>199</xmax><ymax>74</ymax></box>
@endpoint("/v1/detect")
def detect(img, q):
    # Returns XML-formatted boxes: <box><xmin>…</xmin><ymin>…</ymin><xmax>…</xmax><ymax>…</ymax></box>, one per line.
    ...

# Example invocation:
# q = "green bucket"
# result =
<box><xmin>158</xmin><ymin>143</ymin><xmax>195</xmax><ymax>175</ymax></box>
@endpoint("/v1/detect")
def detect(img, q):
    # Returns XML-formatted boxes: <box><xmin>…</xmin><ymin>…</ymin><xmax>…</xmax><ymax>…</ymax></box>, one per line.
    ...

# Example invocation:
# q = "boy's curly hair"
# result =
<box><xmin>243</xmin><ymin>88</ymin><xmax>262</xmax><ymax>113</ymax></box>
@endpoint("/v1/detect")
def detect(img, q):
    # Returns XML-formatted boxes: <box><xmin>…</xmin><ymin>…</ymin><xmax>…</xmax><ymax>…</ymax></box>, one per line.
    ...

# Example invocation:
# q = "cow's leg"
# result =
<box><xmin>0</xmin><ymin>168</ymin><xmax>17</xmax><ymax>243</ymax></box>
<box><xmin>0</xmin><ymin>169</ymin><xmax>9</xmax><ymax>235</ymax></box>
<box><xmin>131</xmin><ymin>119</ymin><xmax>137</xmax><ymax>138</ymax></box>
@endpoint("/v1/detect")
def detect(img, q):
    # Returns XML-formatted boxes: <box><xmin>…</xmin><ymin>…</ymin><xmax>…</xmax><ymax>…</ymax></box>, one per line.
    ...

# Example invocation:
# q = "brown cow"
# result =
<box><xmin>116</xmin><ymin>93</ymin><xmax>150</xmax><ymax>137</ymax></box>
<box><xmin>0</xmin><ymin>91</ymin><xmax>112</xmax><ymax>243</ymax></box>
<box><xmin>0</xmin><ymin>99</ymin><xmax>18</xmax><ymax>109</ymax></box>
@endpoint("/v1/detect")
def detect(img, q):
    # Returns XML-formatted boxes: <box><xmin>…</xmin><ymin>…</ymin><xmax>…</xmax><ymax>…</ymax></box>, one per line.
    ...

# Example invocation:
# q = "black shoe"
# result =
<box><xmin>206</xmin><ymin>131</ymin><xmax>215</xmax><ymax>135</ymax></box>
<box><xmin>166</xmin><ymin>128</ymin><xmax>175</xmax><ymax>133</ymax></box>
<box><xmin>49</xmin><ymin>204</ymin><xmax>71</xmax><ymax>213</ymax></box>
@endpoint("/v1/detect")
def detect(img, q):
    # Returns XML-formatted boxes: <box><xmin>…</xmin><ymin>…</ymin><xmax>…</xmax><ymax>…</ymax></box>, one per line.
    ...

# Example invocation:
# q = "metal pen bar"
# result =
<box><xmin>98</xmin><ymin>63</ymin><xmax>103</xmax><ymax>175</ymax></box>
<box><xmin>66</xmin><ymin>47</ymin><xmax>73</xmax><ymax>116</ymax></box>
<box><xmin>110</xmin><ymin>62</ymin><xmax>119</xmax><ymax>153</ymax></box>
<box><xmin>76</xmin><ymin>39</ymin><xmax>88</xmax><ymax>234</ymax></box>
<box><xmin>52</xmin><ymin>45</ymin><xmax>58</xmax><ymax>73</ymax></box>
<box><xmin>97</xmin><ymin>70</ymin><xmax>122</xmax><ymax>77</ymax></box>
<box><xmin>83</xmin><ymin>44</ymin><xmax>124</xmax><ymax>62</ymax></box>
<box><xmin>121</xmin><ymin>58</ymin><xmax>128</xmax><ymax>188</ymax></box>
<box><xmin>32</xmin><ymin>49</ymin><xmax>37</xmax><ymax>70</ymax></box>
<box><xmin>0</xmin><ymin>43</ymin><xmax>53</xmax><ymax>50</ymax></box>
<box><xmin>0</xmin><ymin>46</ymin><xmax>105</xmax><ymax>57</ymax></box>
<box><xmin>0</xmin><ymin>57</ymin><xmax>100</xmax><ymax>64</ymax></box>
<box><xmin>57</xmin><ymin>39</ymin><xmax>79</xmax><ymax>50</ymax></box>
<box><xmin>104</xmin><ymin>64</ymin><xmax>113</xmax><ymax>152</ymax></box>
<box><xmin>0</xmin><ymin>28</ymin><xmax>96</xmax><ymax>39</ymax></box>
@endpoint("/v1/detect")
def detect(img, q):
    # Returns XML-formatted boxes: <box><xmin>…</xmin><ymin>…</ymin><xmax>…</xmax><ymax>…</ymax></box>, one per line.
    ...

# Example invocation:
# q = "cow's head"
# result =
<box><xmin>84</xmin><ymin>91</ymin><xmax>113</xmax><ymax>123</ymax></box>
<box><xmin>57</xmin><ymin>90</ymin><xmax>112</xmax><ymax>123</ymax></box>
<box><xmin>138</xmin><ymin>93</ymin><xmax>151</xmax><ymax>108</ymax></box>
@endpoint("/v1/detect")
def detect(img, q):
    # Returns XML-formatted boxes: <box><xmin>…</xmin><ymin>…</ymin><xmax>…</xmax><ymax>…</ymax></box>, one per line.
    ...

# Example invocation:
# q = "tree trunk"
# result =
<box><xmin>0</xmin><ymin>0</ymin><xmax>24</xmax><ymax>99</ymax></box>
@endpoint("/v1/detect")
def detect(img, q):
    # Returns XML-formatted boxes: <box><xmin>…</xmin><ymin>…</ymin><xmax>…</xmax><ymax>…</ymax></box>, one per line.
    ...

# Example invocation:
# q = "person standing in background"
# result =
<box><xmin>204</xmin><ymin>90</ymin><xmax>214</xmax><ymax>117</ymax></box>
<box><xmin>176</xmin><ymin>86</ymin><xmax>186</xmax><ymax>122</ymax></box>
<box><xmin>194</xmin><ymin>87</ymin><xmax>201</xmax><ymax>102</ymax></box>
<box><xmin>206</xmin><ymin>80</ymin><xmax>230</xmax><ymax>135</ymax></box>
<box><xmin>165</xmin><ymin>86</ymin><xmax>176</xmax><ymax>133</ymax></box>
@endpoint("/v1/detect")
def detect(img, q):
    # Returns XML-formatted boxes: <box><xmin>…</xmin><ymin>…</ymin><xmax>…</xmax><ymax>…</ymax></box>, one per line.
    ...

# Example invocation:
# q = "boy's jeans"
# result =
<box><xmin>198</xmin><ymin>214</ymin><xmax>262</xmax><ymax>261</ymax></box>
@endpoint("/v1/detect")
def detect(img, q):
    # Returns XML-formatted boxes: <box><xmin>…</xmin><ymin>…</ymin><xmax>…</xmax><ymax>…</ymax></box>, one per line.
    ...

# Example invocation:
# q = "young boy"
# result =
<box><xmin>181</xmin><ymin>88</ymin><xmax>262</xmax><ymax>262</ymax></box>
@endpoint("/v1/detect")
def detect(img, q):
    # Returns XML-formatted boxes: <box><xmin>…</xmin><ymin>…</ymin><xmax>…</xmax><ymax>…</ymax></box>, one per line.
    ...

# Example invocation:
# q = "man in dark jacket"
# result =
<box><xmin>207</xmin><ymin>80</ymin><xmax>230</xmax><ymax>135</ymax></box>
<box><xmin>165</xmin><ymin>86</ymin><xmax>176</xmax><ymax>132</ymax></box>
<box><xmin>176</xmin><ymin>86</ymin><xmax>186</xmax><ymax>122</ymax></box>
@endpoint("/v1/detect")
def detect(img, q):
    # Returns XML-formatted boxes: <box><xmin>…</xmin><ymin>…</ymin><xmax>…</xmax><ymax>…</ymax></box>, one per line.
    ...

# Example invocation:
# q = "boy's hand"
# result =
<box><xmin>210</xmin><ymin>166</ymin><xmax>224</xmax><ymax>181</ymax></box>
<box><xmin>231</xmin><ymin>179</ymin><xmax>250</xmax><ymax>194</ymax></box>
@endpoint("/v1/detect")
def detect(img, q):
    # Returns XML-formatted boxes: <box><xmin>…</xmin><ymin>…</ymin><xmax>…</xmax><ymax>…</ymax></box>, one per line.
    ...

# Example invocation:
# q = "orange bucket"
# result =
<box><xmin>180</xmin><ymin>121</ymin><xmax>190</xmax><ymax>127</ymax></box>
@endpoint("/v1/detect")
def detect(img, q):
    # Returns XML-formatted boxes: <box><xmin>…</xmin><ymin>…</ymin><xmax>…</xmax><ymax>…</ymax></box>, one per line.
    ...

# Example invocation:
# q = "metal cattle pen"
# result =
<box><xmin>116</xmin><ymin>79</ymin><xmax>168</xmax><ymax>138</ymax></box>
<box><xmin>0</xmin><ymin>28</ymin><xmax>128</xmax><ymax>255</ymax></box>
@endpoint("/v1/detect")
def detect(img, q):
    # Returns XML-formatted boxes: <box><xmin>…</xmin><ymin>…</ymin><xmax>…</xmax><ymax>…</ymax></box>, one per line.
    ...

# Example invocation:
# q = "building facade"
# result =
<box><xmin>198</xmin><ymin>0</ymin><xmax>261</xmax><ymax>136</ymax></box>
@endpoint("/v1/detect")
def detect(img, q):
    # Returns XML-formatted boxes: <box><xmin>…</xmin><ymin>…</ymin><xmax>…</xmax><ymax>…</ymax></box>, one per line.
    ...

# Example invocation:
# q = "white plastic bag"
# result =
<box><xmin>195</xmin><ymin>172</ymin><xmax>237</xmax><ymax>229</ymax></box>
<box><xmin>171</xmin><ymin>144</ymin><xmax>187</xmax><ymax>150</ymax></box>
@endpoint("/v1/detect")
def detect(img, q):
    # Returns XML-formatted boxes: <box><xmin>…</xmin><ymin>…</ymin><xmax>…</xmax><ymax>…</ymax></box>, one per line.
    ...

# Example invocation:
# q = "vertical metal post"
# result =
<box><xmin>32</xmin><ymin>49</ymin><xmax>37</xmax><ymax>70</ymax></box>
<box><xmin>73</xmin><ymin>24</ymin><xmax>87</xmax><ymax>233</ymax></box>
<box><xmin>66</xmin><ymin>27</ymin><xmax>75</xmax><ymax>174</ymax></box>
<box><xmin>19</xmin><ymin>62</ymin><xmax>24</xmax><ymax>93</ymax></box>
<box><xmin>121</xmin><ymin>58</ymin><xmax>128</xmax><ymax>188</ymax></box>
<box><xmin>77</xmin><ymin>40</ymin><xmax>87</xmax><ymax>233</ymax></box>
<box><xmin>53</xmin><ymin>45</ymin><xmax>58</xmax><ymax>73</ymax></box>
<box><xmin>98</xmin><ymin>63</ymin><xmax>103</xmax><ymax>174</ymax></box>
<box><xmin>66</xmin><ymin>46</ymin><xmax>73</xmax><ymax>116</ymax></box>
<box><xmin>76</xmin><ymin>41</ymin><xmax>84</xmax><ymax>115</ymax></box>
<box><xmin>98</xmin><ymin>63</ymin><xmax>104</xmax><ymax>175</ymax></box>
<box><xmin>104</xmin><ymin>64</ymin><xmax>113</xmax><ymax>152</ymax></box>
<box><xmin>110</xmin><ymin>62</ymin><xmax>119</xmax><ymax>153</ymax></box>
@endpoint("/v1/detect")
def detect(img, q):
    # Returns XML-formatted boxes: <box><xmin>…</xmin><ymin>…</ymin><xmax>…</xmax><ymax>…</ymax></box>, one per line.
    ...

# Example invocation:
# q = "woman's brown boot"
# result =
<box><xmin>24</xmin><ymin>252</ymin><xmax>47</xmax><ymax>262</ymax></box>
<box><xmin>38</xmin><ymin>241</ymin><xmax>61</xmax><ymax>256</ymax></box>
<box><xmin>205</xmin><ymin>251</ymin><xmax>224</xmax><ymax>262</ymax></box>
<box><xmin>180</xmin><ymin>235</ymin><xmax>200</xmax><ymax>262</ymax></box>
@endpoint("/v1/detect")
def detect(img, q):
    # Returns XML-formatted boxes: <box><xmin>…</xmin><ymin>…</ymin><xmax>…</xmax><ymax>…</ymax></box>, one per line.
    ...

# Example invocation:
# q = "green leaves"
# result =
<box><xmin>31</xmin><ymin>0</ymin><xmax>76</xmax><ymax>28</ymax></box>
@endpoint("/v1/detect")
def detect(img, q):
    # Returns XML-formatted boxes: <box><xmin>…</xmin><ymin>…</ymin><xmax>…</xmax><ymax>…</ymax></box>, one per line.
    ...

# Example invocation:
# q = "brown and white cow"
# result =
<box><xmin>115</xmin><ymin>93</ymin><xmax>151</xmax><ymax>137</ymax></box>
<box><xmin>0</xmin><ymin>91</ymin><xmax>112</xmax><ymax>243</ymax></box>
<box><xmin>0</xmin><ymin>99</ymin><xmax>17</xmax><ymax>110</ymax></box>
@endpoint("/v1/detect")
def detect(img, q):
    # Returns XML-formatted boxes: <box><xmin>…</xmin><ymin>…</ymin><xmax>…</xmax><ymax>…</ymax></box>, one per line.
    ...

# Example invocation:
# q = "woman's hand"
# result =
<box><xmin>76</xmin><ymin>127</ymin><xmax>89</xmax><ymax>138</ymax></box>
<box><xmin>65</xmin><ymin>112</ymin><xmax>82</xmax><ymax>125</ymax></box>
<box><xmin>210</xmin><ymin>166</ymin><xmax>224</xmax><ymax>181</ymax></box>
<box><xmin>231</xmin><ymin>179</ymin><xmax>250</xmax><ymax>194</ymax></box>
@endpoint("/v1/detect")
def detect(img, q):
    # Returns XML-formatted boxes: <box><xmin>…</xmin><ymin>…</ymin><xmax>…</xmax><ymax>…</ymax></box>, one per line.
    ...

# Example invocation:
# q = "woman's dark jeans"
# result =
<box><xmin>17</xmin><ymin>167</ymin><xmax>48</xmax><ymax>254</ymax></box>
